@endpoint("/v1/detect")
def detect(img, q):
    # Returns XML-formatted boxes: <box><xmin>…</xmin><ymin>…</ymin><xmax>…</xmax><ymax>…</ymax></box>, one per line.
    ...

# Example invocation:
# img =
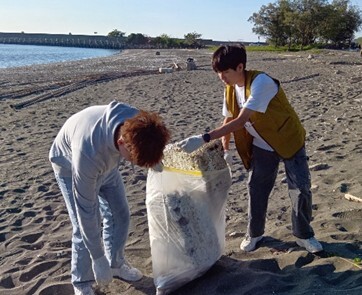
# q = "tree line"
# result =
<box><xmin>107</xmin><ymin>30</ymin><xmax>203</xmax><ymax>48</ymax></box>
<box><xmin>248</xmin><ymin>0</ymin><xmax>362</xmax><ymax>49</ymax></box>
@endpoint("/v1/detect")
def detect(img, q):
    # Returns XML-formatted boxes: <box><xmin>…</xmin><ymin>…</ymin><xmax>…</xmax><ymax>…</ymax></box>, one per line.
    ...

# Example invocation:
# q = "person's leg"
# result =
<box><xmin>284</xmin><ymin>147</ymin><xmax>323</xmax><ymax>253</ymax></box>
<box><xmin>98</xmin><ymin>172</ymin><xmax>129</xmax><ymax>268</ymax></box>
<box><xmin>98</xmin><ymin>170</ymin><xmax>142</xmax><ymax>281</ymax></box>
<box><xmin>283</xmin><ymin>147</ymin><xmax>315</xmax><ymax>239</ymax></box>
<box><xmin>53</xmin><ymin>173</ymin><xmax>94</xmax><ymax>287</ymax></box>
<box><xmin>246</xmin><ymin>146</ymin><xmax>280</xmax><ymax>237</ymax></box>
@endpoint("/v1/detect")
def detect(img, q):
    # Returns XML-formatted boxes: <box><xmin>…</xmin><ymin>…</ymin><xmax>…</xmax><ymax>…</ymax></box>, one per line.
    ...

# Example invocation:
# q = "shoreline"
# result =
<box><xmin>0</xmin><ymin>48</ymin><xmax>361</xmax><ymax>295</ymax></box>
<box><xmin>0</xmin><ymin>43</ymin><xmax>121</xmax><ymax>70</ymax></box>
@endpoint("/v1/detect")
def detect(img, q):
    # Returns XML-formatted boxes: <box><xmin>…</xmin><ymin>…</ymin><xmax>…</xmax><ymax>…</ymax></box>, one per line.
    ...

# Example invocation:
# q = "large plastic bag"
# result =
<box><xmin>146</xmin><ymin>165</ymin><xmax>231</xmax><ymax>294</ymax></box>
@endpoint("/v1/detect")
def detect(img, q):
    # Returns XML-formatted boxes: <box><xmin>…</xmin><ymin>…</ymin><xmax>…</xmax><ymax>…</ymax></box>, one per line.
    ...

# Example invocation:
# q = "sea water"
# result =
<box><xmin>0</xmin><ymin>44</ymin><xmax>119</xmax><ymax>69</ymax></box>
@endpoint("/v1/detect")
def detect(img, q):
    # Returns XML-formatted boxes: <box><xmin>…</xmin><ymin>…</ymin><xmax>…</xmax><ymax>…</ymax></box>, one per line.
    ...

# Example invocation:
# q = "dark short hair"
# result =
<box><xmin>120</xmin><ymin>111</ymin><xmax>170</xmax><ymax>168</ymax></box>
<box><xmin>212</xmin><ymin>44</ymin><xmax>247</xmax><ymax>72</ymax></box>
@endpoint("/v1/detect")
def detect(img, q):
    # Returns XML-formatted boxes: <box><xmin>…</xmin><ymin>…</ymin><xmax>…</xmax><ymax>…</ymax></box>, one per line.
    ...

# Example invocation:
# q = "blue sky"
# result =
<box><xmin>1</xmin><ymin>0</ymin><xmax>361</xmax><ymax>42</ymax></box>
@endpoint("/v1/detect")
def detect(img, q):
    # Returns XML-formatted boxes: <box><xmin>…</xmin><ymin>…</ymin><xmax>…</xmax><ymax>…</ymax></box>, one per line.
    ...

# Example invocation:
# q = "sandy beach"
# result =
<box><xmin>0</xmin><ymin>48</ymin><xmax>361</xmax><ymax>295</ymax></box>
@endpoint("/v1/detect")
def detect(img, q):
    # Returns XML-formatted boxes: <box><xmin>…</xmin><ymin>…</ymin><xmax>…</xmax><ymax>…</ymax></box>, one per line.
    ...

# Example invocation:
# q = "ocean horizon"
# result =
<box><xmin>0</xmin><ymin>44</ymin><xmax>119</xmax><ymax>69</ymax></box>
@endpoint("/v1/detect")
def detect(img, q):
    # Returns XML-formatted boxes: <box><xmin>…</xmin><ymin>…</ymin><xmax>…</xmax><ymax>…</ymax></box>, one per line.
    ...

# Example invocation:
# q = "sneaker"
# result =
<box><xmin>240</xmin><ymin>235</ymin><xmax>263</xmax><ymax>252</ymax></box>
<box><xmin>74</xmin><ymin>284</ymin><xmax>95</xmax><ymax>295</ymax></box>
<box><xmin>156</xmin><ymin>288</ymin><xmax>169</xmax><ymax>295</ymax></box>
<box><xmin>112</xmin><ymin>260</ymin><xmax>143</xmax><ymax>282</ymax></box>
<box><xmin>296</xmin><ymin>237</ymin><xmax>323</xmax><ymax>253</ymax></box>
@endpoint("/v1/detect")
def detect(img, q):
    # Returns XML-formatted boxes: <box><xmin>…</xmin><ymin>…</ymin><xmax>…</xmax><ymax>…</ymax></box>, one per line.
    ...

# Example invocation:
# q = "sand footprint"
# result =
<box><xmin>19</xmin><ymin>261</ymin><xmax>57</xmax><ymax>282</ymax></box>
<box><xmin>294</xmin><ymin>254</ymin><xmax>315</xmax><ymax>268</ymax></box>
<box><xmin>0</xmin><ymin>275</ymin><xmax>15</xmax><ymax>289</ymax></box>
<box><xmin>20</xmin><ymin>241</ymin><xmax>45</xmax><ymax>251</ymax></box>
<box><xmin>38</xmin><ymin>283</ymin><xmax>73</xmax><ymax>295</ymax></box>
<box><xmin>20</xmin><ymin>232</ymin><xmax>43</xmax><ymax>243</ymax></box>
<box><xmin>332</xmin><ymin>209</ymin><xmax>362</xmax><ymax>219</ymax></box>
<box><xmin>330</xmin><ymin>233</ymin><xmax>357</xmax><ymax>241</ymax></box>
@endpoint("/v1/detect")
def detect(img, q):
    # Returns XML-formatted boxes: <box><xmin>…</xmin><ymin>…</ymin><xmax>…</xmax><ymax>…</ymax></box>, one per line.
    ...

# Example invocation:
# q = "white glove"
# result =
<box><xmin>92</xmin><ymin>255</ymin><xmax>112</xmax><ymax>285</ymax></box>
<box><xmin>224</xmin><ymin>150</ymin><xmax>233</xmax><ymax>166</ymax></box>
<box><xmin>151</xmin><ymin>162</ymin><xmax>163</xmax><ymax>172</ymax></box>
<box><xmin>177</xmin><ymin>135</ymin><xmax>205</xmax><ymax>153</ymax></box>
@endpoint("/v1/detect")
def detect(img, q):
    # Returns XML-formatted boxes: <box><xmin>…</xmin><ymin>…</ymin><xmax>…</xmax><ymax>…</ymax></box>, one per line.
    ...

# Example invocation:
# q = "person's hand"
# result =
<box><xmin>92</xmin><ymin>255</ymin><xmax>112</xmax><ymax>285</ymax></box>
<box><xmin>176</xmin><ymin>135</ymin><xmax>205</xmax><ymax>153</ymax></box>
<box><xmin>224</xmin><ymin>150</ymin><xmax>233</xmax><ymax>166</ymax></box>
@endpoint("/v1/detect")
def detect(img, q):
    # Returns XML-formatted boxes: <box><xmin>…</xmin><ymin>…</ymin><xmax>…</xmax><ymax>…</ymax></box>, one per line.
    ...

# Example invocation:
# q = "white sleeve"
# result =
<box><xmin>222</xmin><ymin>92</ymin><xmax>233</xmax><ymax>117</ymax></box>
<box><xmin>72</xmin><ymin>149</ymin><xmax>104</xmax><ymax>260</ymax></box>
<box><xmin>244</xmin><ymin>74</ymin><xmax>278</xmax><ymax>113</ymax></box>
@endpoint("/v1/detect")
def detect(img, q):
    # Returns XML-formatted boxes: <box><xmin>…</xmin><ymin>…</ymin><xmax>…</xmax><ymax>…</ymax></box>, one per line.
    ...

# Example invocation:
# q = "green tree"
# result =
<box><xmin>184</xmin><ymin>32</ymin><xmax>202</xmax><ymax>48</ymax></box>
<box><xmin>319</xmin><ymin>0</ymin><xmax>362</xmax><ymax>47</ymax></box>
<box><xmin>126</xmin><ymin>33</ymin><xmax>149</xmax><ymax>45</ymax></box>
<box><xmin>151</xmin><ymin>34</ymin><xmax>171</xmax><ymax>48</ymax></box>
<box><xmin>291</xmin><ymin>0</ymin><xmax>327</xmax><ymax>48</ymax></box>
<box><xmin>107</xmin><ymin>29</ymin><xmax>126</xmax><ymax>38</ymax></box>
<box><xmin>279</xmin><ymin>0</ymin><xmax>297</xmax><ymax>49</ymax></box>
<box><xmin>249</xmin><ymin>0</ymin><xmax>362</xmax><ymax>48</ymax></box>
<box><xmin>248</xmin><ymin>2</ymin><xmax>286</xmax><ymax>47</ymax></box>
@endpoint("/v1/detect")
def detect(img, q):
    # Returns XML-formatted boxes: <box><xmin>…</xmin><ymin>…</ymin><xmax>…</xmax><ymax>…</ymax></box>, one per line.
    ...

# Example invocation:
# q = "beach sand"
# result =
<box><xmin>0</xmin><ymin>48</ymin><xmax>361</xmax><ymax>295</ymax></box>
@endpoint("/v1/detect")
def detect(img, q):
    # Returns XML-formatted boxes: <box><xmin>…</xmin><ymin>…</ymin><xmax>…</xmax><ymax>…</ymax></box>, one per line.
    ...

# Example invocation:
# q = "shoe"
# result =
<box><xmin>156</xmin><ymin>288</ymin><xmax>169</xmax><ymax>295</ymax></box>
<box><xmin>296</xmin><ymin>237</ymin><xmax>323</xmax><ymax>253</ymax></box>
<box><xmin>240</xmin><ymin>235</ymin><xmax>263</xmax><ymax>252</ymax></box>
<box><xmin>74</xmin><ymin>284</ymin><xmax>95</xmax><ymax>295</ymax></box>
<box><xmin>112</xmin><ymin>260</ymin><xmax>143</xmax><ymax>282</ymax></box>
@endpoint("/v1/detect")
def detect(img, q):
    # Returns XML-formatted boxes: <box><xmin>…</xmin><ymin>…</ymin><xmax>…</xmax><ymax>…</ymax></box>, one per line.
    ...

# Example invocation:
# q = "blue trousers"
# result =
<box><xmin>247</xmin><ymin>145</ymin><xmax>314</xmax><ymax>239</ymax></box>
<box><xmin>54</xmin><ymin>171</ymin><xmax>130</xmax><ymax>286</ymax></box>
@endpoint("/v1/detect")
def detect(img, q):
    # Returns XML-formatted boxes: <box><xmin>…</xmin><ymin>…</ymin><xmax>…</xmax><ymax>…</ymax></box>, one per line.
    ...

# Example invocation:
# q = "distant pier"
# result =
<box><xmin>0</xmin><ymin>32</ymin><xmax>125</xmax><ymax>49</ymax></box>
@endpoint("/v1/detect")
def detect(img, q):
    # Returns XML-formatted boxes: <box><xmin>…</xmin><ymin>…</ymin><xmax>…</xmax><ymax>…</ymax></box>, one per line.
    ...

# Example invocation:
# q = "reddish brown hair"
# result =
<box><xmin>120</xmin><ymin>110</ymin><xmax>170</xmax><ymax>168</ymax></box>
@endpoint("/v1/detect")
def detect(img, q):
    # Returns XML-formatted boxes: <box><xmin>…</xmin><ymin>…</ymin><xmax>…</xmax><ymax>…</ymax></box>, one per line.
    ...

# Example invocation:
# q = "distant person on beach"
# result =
<box><xmin>49</xmin><ymin>101</ymin><xmax>170</xmax><ymax>295</ymax></box>
<box><xmin>177</xmin><ymin>44</ymin><xmax>323</xmax><ymax>254</ymax></box>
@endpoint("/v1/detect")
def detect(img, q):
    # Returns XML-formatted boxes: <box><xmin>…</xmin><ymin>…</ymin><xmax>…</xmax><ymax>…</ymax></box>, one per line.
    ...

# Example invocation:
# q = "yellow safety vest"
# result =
<box><xmin>225</xmin><ymin>70</ymin><xmax>306</xmax><ymax>169</ymax></box>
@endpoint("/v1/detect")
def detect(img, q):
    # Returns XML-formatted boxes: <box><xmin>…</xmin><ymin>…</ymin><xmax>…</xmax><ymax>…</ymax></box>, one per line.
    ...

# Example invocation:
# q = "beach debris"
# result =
<box><xmin>186</xmin><ymin>57</ymin><xmax>197</xmax><ymax>71</ymax></box>
<box><xmin>158</xmin><ymin>62</ymin><xmax>182</xmax><ymax>74</ymax></box>
<box><xmin>228</xmin><ymin>231</ymin><xmax>244</xmax><ymax>238</ymax></box>
<box><xmin>309</xmin><ymin>163</ymin><xmax>330</xmax><ymax>171</ymax></box>
<box><xmin>344</xmin><ymin>193</ymin><xmax>362</xmax><ymax>203</ymax></box>
<box><xmin>340</xmin><ymin>183</ymin><xmax>348</xmax><ymax>193</ymax></box>
<box><xmin>281</xmin><ymin>73</ymin><xmax>319</xmax><ymax>84</ymax></box>
<box><xmin>162</xmin><ymin>140</ymin><xmax>227</xmax><ymax>171</ymax></box>
<box><xmin>172</xmin><ymin>62</ymin><xmax>182</xmax><ymax>71</ymax></box>
<box><xmin>311</xmin><ymin>184</ymin><xmax>319</xmax><ymax>192</ymax></box>
<box><xmin>338</xmin><ymin>256</ymin><xmax>362</xmax><ymax>269</ymax></box>
<box><xmin>158</xmin><ymin>67</ymin><xmax>174</xmax><ymax>73</ymax></box>
<box><xmin>229</xmin><ymin>231</ymin><xmax>237</xmax><ymax>237</ymax></box>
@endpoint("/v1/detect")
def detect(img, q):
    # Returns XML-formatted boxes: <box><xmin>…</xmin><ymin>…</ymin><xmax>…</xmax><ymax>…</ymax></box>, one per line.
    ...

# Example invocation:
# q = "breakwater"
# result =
<box><xmin>0</xmin><ymin>32</ymin><xmax>125</xmax><ymax>49</ymax></box>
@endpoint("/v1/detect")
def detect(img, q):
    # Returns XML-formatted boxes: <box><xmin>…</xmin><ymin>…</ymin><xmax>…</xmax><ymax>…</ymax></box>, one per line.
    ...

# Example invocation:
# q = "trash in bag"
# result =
<box><xmin>146</xmin><ymin>140</ymin><xmax>232</xmax><ymax>294</ymax></box>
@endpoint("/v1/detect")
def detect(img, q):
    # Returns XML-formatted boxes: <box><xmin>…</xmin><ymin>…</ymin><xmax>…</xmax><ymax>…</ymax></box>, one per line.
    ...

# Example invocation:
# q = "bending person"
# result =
<box><xmin>49</xmin><ymin>100</ymin><xmax>170</xmax><ymax>295</ymax></box>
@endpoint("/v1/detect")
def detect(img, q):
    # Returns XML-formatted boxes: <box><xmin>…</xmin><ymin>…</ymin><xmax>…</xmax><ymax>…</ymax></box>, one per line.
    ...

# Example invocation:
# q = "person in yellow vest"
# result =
<box><xmin>177</xmin><ymin>44</ymin><xmax>323</xmax><ymax>253</ymax></box>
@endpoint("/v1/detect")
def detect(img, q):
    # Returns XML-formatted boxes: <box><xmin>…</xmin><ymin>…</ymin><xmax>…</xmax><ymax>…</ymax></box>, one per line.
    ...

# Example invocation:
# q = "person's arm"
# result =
<box><xmin>221</xmin><ymin>117</ymin><xmax>234</xmax><ymax>166</ymax></box>
<box><xmin>221</xmin><ymin>117</ymin><xmax>233</xmax><ymax>151</ymax></box>
<box><xmin>178</xmin><ymin>75</ymin><xmax>277</xmax><ymax>153</ymax></box>
<box><xmin>72</xmin><ymin>150</ymin><xmax>104</xmax><ymax>259</ymax></box>
<box><xmin>177</xmin><ymin>107</ymin><xmax>254</xmax><ymax>153</ymax></box>
<box><xmin>209</xmin><ymin>107</ymin><xmax>255</xmax><ymax>141</ymax></box>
